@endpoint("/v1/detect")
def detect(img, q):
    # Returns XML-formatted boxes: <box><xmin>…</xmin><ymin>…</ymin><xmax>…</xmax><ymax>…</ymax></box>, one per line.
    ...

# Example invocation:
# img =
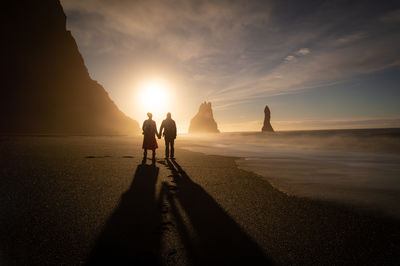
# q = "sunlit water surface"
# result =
<box><xmin>180</xmin><ymin>128</ymin><xmax>400</xmax><ymax>218</ymax></box>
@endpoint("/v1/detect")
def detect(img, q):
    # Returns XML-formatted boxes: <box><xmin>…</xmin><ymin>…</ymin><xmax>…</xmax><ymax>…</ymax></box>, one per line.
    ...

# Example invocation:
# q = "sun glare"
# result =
<box><xmin>138</xmin><ymin>79</ymin><xmax>170</xmax><ymax>117</ymax></box>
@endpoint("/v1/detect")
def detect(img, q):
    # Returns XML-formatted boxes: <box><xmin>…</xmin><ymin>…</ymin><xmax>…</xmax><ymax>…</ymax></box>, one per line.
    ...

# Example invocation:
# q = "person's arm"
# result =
<box><xmin>173</xmin><ymin>120</ymin><xmax>177</xmax><ymax>139</ymax></box>
<box><xmin>159</xmin><ymin>121</ymin><xmax>164</xmax><ymax>138</ymax></box>
<box><xmin>154</xmin><ymin>121</ymin><xmax>160</xmax><ymax>138</ymax></box>
<box><xmin>142</xmin><ymin>121</ymin><xmax>146</xmax><ymax>135</ymax></box>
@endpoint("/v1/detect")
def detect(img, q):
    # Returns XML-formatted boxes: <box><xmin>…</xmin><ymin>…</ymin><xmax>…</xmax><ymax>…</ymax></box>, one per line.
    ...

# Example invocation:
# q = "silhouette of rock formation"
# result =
<box><xmin>1</xmin><ymin>0</ymin><xmax>140</xmax><ymax>135</ymax></box>
<box><xmin>189</xmin><ymin>102</ymin><xmax>220</xmax><ymax>133</ymax></box>
<box><xmin>262</xmin><ymin>105</ymin><xmax>274</xmax><ymax>132</ymax></box>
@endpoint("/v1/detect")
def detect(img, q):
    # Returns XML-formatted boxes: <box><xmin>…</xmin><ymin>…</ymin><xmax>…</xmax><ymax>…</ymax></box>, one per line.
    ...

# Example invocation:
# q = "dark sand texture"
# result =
<box><xmin>1</xmin><ymin>136</ymin><xmax>400</xmax><ymax>265</ymax></box>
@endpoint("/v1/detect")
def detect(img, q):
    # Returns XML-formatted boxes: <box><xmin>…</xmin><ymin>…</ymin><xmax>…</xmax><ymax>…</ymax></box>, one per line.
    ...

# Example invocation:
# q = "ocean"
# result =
<box><xmin>180</xmin><ymin>128</ymin><xmax>400</xmax><ymax>218</ymax></box>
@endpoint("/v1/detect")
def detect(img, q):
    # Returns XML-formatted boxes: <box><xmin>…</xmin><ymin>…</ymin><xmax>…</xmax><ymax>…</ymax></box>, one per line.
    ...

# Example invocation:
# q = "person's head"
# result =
<box><xmin>166</xmin><ymin>112</ymin><xmax>171</xmax><ymax>119</ymax></box>
<box><xmin>147</xmin><ymin>112</ymin><xmax>152</xmax><ymax>119</ymax></box>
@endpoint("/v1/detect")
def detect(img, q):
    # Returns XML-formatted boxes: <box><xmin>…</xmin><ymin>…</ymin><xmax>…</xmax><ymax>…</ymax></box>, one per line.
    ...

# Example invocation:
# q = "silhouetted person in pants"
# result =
<box><xmin>159</xmin><ymin>112</ymin><xmax>177</xmax><ymax>159</ymax></box>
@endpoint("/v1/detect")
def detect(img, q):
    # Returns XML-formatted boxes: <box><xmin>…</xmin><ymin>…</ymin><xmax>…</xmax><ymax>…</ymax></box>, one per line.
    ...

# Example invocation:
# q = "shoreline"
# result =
<box><xmin>178</xmin><ymin>145</ymin><xmax>400</xmax><ymax>220</ymax></box>
<box><xmin>178</xmin><ymin>133</ymin><xmax>400</xmax><ymax>220</ymax></box>
<box><xmin>235</xmin><ymin>157</ymin><xmax>400</xmax><ymax>220</ymax></box>
<box><xmin>180</xmin><ymin>143</ymin><xmax>399</xmax><ymax>221</ymax></box>
<box><xmin>174</xmin><ymin>146</ymin><xmax>400</xmax><ymax>265</ymax></box>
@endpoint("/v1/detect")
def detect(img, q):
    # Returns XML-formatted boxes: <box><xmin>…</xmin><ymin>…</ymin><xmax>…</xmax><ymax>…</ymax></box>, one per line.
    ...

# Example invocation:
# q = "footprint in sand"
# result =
<box><xmin>122</xmin><ymin>155</ymin><xmax>134</xmax><ymax>158</ymax></box>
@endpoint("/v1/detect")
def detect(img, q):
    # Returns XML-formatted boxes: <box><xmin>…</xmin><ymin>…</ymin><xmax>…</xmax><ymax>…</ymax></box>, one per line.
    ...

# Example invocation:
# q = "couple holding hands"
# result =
<box><xmin>142</xmin><ymin>112</ymin><xmax>177</xmax><ymax>162</ymax></box>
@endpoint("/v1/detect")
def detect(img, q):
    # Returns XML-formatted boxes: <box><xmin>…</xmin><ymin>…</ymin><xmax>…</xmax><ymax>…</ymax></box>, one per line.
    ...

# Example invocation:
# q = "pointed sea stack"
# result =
<box><xmin>189</xmin><ymin>102</ymin><xmax>220</xmax><ymax>133</ymax></box>
<box><xmin>0</xmin><ymin>0</ymin><xmax>140</xmax><ymax>135</ymax></box>
<box><xmin>262</xmin><ymin>105</ymin><xmax>274</xmax><ymax>132</ymax></box>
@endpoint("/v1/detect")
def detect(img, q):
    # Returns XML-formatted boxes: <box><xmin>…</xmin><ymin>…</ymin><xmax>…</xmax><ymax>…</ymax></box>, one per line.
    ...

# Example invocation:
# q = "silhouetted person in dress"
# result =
<box><xmin>159</xmin><ymin>112</ymin><xmax>177</xmax><ymax>159</ymax></box>
<box><xmin>142</xmin><ymin>113</ymin><xmax>159</xmax><ymax>164</ymax></box>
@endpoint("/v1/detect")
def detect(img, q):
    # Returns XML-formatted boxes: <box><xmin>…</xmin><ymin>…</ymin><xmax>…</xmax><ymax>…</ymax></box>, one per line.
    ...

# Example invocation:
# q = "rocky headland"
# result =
<box><xmin>1</xmin><ymin>0</ymin><xmax>140</xmax><ymax>135</ymax></box>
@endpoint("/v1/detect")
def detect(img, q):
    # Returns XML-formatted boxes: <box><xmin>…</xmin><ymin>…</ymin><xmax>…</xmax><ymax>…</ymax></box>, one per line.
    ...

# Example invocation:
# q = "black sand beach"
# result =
<box><xmin>1</xmin><ymin>136</ymin><xmax>400</xmax><ymax>265</ymax></box>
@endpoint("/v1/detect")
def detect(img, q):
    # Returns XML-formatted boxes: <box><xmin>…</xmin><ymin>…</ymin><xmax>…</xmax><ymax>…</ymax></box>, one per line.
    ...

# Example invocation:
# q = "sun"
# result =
<box><xmin>138</xmin><ymin>79</ymin><xmax>170</xmax><ymax>117</ymax></box>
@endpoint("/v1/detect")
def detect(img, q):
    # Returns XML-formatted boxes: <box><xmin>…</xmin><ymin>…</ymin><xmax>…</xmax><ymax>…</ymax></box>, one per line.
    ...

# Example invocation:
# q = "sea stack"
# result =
<box><xmin>262</xmin><ymin>105</ymin><xmax>274</xmax><ymax>132</ymax></box>
<box><xmin>1</xmin><ymin>0</ymin><xmax>140</xmax><ymax>135</ymax></box>
<box><xmin>189</xmin><ymin>102</ymin><xmax>220</xmax><ymax>133</ymax></box>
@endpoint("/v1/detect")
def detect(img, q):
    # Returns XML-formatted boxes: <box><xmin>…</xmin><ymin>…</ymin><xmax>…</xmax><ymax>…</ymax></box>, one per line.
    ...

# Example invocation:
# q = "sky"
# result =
<box><xmin>60</xmin><ymin>0</ymin><xmax>400</xmax><ymax>132</ymax></box>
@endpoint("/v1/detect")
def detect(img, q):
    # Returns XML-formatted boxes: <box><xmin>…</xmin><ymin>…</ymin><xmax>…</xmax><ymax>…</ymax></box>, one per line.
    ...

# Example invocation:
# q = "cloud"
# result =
<box><xmin>296</xmin><ymin>48</ymin><xmax>310</xmax><ymax>55</ymax></box>
<box><xmin>61</xmin><ymin>0</ymin><xmax>271</xmax><ymax>61</ymax></box>
<box><xmin>283</xmin><ymin>48</ymin><xmax>309</xmax><ymax>64</ymax></box>
<box><xmin>284</xmin><ymin>55</ymin><xmax>296</xmax><ymax>62</ymax></box>
<box><xmin>60</xmin><ymin>0</ymin><xmax>400</xmax><ymax>115</ymax></box>
<box><xmin>209</xmin><ymin>26</ymin><xmax>400</xmax><ymax>108</ymax></box>
<box><xmin>336</xmin><ymin>32</ymin><xmax>367</xmax><ymax>45</ymax></box>
<box><xmin>285</xmin><ymin>55</ymin><xmax>296</xmax><ymax>62</ymax></box>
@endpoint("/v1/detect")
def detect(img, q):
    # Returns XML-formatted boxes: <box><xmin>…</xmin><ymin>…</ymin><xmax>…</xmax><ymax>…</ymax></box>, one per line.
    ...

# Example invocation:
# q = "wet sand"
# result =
<box><xmin>1</xmin><ymin>136</ymin><xmax>400</xmax><ymax>265</ymax></box>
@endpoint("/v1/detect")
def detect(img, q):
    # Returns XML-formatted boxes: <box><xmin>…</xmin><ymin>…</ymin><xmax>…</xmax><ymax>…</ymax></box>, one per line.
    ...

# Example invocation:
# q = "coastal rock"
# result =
<box><xmin>0</xmin><ymin>0</ymin><xmax>140</xmax><ymax>135</ymax></box>
<box><xmin>262</xmin><ymin>105</ymin><xmax>274</xmax><ymax>132</ymax></box>
<box><xmin>189</xmin><ymin>102</ymin><xmax>220</xmax><ymax>133</ymax></box>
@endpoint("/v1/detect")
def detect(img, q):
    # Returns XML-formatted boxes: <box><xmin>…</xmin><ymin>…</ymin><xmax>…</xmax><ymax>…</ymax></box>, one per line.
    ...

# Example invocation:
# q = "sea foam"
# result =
<box><xmin>181</xmin><ymin>128</ymin><xmax>400</xmax><ymax>218</ymax></box>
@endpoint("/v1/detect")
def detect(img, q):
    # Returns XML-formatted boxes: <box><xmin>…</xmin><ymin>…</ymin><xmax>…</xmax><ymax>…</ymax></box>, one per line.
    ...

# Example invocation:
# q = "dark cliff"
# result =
<box><xmin>0</xmin><ymin>0</ymin><xmax>140</xmax><ymax>135</ymax></box>
<box><xmin>189</xmin><ymin>102</ymin><xmax>220</xmax><ymax>133</ymax></box>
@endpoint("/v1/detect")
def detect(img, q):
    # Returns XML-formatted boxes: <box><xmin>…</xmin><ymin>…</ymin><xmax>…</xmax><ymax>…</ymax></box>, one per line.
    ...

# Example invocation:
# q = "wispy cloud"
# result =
<box><xmin>296</xmin><ymin>48</ymin><xmax>310</xmax><ymax>55</ymax></box>
<box><xmin>285</xmin><ymin>55</ymin><xmax>296</xmax><ymax>62</ymax></box>
<box><xmin>209</xmin><ymin>27</ymin><xmax>400</xmax><ymax>108</ymax></box>
<box><xmin>60</xmin><ymin>0</ymin><xmax>400</xmax><ymax>128</ymax></box>
<box><xmin>62</xmin><ymin>0</ymin><xmax>400</xmax><ymax>91</ymax></box>
<box><xmin>335</xmin><ymin>32</ymin><xmax>367</xmax><ymax>45</ymax></box>
<box><xmin>62</xmin><ymin>0</ymin><xmax>271</xmax><ymax>61</ymax></box>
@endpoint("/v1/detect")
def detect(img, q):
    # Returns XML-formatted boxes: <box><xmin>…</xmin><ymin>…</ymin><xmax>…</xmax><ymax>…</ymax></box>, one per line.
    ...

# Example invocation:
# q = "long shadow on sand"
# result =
<box><xmin>163</xmin><ymin>159</ymin><xmax>271</xmax><ymax>265</ymax></box>
<box><xmin>87</xmin><ymin>160</ymin><xmax>270</xmax><ymax>265</ymax></box>
<box><xmin>87</xmin><ymin>164</ymin><xmax>162</xmax><ymax>265</ymax></box>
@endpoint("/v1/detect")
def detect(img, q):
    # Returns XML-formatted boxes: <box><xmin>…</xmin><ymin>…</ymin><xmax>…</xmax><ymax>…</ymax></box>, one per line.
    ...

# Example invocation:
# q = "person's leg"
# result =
<box><xmin>151</xmin><ymin>149</ymin><xmax>156</xmax><ymax>164</ymax></box>
<box><xmin>170</xmin><ymin>139</ymin><xmax>175</xmax><ymax>158</ymax></box>
<box><xmin>143</xmin><ymin>149</ymin><xmax>147</xmax><ymax>158</ymax></box>
<box><xmin>165</xmin><ymin>139</ymin><xmax>169</xmax><ymax>158</ymax></box>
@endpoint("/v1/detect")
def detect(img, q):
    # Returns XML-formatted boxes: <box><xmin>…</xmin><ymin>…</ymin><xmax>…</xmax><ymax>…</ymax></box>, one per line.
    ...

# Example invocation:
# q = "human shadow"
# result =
<box><xmin>86</xmin><ymin>164</ymin><xmax>162</xmax><ymax>265</ymax></box>
<box><xmin>164</xmin><ymin>159</ymin><xmax>271</xmax><ymax>265</ymax></box>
